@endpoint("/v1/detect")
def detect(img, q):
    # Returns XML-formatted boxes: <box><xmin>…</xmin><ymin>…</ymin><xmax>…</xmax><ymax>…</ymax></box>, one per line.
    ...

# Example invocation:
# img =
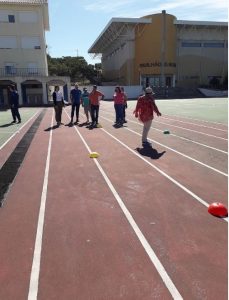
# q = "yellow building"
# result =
<box><xmin>0</xmin><ymin>0</ymin><xmax>70</xmax><ymax>106</ymax></box>
<box><xmin>88</xmin><ymin>11</ymin><xmax>228</xmax><ymax>89</ymax></box>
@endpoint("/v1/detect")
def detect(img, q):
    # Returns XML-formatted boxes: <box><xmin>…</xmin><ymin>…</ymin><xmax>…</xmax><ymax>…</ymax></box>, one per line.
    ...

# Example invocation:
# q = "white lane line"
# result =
<box><xmin>100</xmin><ymin>110</ymin><xmax>227</xmax><ymax>154</ymax></box>
<box><xmin>154</xmin><ymin>120</ymin><xmax>228</xmax><ymax>141</ymax></box>
<box><xmin>64</xmin><ymin>110</ymin><xmax>183</xmax><ymax>300</ymax></box>
<box><xmin>129</xmin><ymin>118</ymin><xmax>228</xmax><ymax>155</ymax></box>
<box><xmin>27</xmin><ymin>113</ymin><xmax>54</xmax><ymax>300</ymax></box>
<box><xmin>0</xmin><ymin>110</ymin><xmax>40</xmax><ymax>151</ymax></box>
<box><xmin>100</xmin><ymin>116</ymin><xmax>227</xmax><ymax>177</ymax></box>
<box><xmin>163</xmin><ymin>114</ymin><xmax>228</xmax><ymax>127</ymax></box>
<box><xmin>103</xmin><ymin>105</ymin><xmax>227</xmax><ymax>139</ymax></box>
<box><xmin>99</xmin><ymin>125</ymin><xmax>228</xmax><ymax>224</ymax></box>
<box><xmin>160</xmin><ymin>116</ymin><xmax>228</xmax><ymax>132</ymax></box>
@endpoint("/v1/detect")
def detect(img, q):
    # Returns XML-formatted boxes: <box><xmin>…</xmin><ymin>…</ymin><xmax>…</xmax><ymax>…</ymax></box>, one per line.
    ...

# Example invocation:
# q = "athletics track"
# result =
<box><xmin>0</xmin><ymin>99</ymin><xmax>227</xmax><ymax>300</ymax></box>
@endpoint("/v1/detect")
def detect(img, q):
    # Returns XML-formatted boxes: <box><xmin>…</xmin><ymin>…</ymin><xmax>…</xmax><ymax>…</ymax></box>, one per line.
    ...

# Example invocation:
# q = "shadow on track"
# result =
<box><xmin>136</xmin><ymin>146</ymin><xmax>166</xmax><ymax>160</ymax></box>
<box><xmin>44</xmin><ymin>124</ymin><xmax>60</xmax><ymax>131</ymax></box>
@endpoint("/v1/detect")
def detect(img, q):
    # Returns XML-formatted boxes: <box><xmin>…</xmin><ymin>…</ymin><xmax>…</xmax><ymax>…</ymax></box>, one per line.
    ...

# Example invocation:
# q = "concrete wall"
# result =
<box><xmin>78</xmin><ymin>85</ymin><xmax>142</xmax><ymax>100</ymax></box>
<box><xmin>176</xmin><ymin>26</ymin><xmax>228</xmax><ymax>86</ymax></box>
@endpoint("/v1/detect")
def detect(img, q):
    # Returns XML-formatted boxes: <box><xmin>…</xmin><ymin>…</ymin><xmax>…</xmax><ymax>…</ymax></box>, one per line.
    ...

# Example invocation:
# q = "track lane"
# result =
<box><xmin>100</xmin><ymin>112</ymin><xmax>227</xmax><ymax>175</ymax></box>
<box><xmin>154</xmin><ymin>119</ymin><xmax>228</xmax><ymax>139</ymax></box>
<box><xmin>97</xmin><ymin>115</ymin><xmax>227</xmax><ymax>207</ymax></box>
<box><xmin>37</xmin><ymin>110</ymin><xmax>175</xmax><ymax>300</ymax></box>
<box><xmin>0</xmin><ymin>109</ymin><xmax>53</xmax><ymax>300</ymax></box>
<box><xmin>101</xmin><ymin>105</ymin><xmax>228</xmax><ymax>152</ymax></box>
<box><xmin>69</xmin><ymin>116</ymin><xmax>227</xmax><ymax>300</ymax></box>
<box><xmin>162</xmin><ymin>113</ymin><xmax>228</xmax><ymax>128</ymax></box>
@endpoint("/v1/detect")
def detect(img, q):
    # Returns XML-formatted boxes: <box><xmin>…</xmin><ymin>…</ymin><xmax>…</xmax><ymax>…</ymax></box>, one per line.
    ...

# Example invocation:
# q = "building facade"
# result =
<box><xmin>88</xmin><ymin>11</ymin><xmax>228</xmax><ymax>89</ymax></box>
<box><xmin>0</xmin><ymin>0</ymin><xmax>70</xmax><ymax>107</ymax></box>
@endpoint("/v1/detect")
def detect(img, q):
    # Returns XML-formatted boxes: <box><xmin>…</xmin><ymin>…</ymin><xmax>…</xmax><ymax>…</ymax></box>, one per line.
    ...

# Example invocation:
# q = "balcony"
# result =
<box><xmin>0</xmin><ymin>68</ymin><xmax>47</xmax><ymax>77</ymax></box>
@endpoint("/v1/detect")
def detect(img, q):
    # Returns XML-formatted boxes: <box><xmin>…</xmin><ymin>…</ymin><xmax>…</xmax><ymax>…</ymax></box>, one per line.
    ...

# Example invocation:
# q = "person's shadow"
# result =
<box><xmin>0</xmin><ymin>122</ymin><xmax>15</xmax><ymax>128</ymax></box>
<box><xmin>136</xmin><ymin>146</ymin><xmax>166</xmax><ymax>160</ymax></box>
<box><xmin>44</xmin><ymin>124</ymin><xmax>60</xmax><ymax>131</ymax></box>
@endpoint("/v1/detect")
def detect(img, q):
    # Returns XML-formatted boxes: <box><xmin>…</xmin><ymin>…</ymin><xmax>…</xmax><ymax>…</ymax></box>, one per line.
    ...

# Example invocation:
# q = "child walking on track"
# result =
<box><xmin>134</xmin><ymin>87</ymin><xmax>161</xmax><ymax>147</ymax></box>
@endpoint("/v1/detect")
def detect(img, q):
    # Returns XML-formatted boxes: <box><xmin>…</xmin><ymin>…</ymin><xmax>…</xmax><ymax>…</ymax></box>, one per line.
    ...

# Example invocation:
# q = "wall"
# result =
<box><xmin>134</xmin><ymin>13</ymin><xmax>177</xmax><ymax>85</ymax></box>
<box><xmin>0</xmin><ymin>4</ymin><xmax>48</xmax><ymax>75</ymax></box>
<box><xmin>176</xmin><ymin>26</ymin><xmax>228</xmax><ymax>86</ymax></box>
<box><xmin>78</xmin><ymin>85</ymin><xmax>143</xmax><ymax>100</ymax></box>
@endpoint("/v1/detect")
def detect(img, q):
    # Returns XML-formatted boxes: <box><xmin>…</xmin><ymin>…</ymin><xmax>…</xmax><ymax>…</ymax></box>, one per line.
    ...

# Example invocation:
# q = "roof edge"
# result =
<box><xmin>174</xmin><ymin>20</ymin><xmax>228</xmax><ymax>26</ymax></box>
<box><xmin>88</xmin><ymin>17</ymin><xmax>151</xmax><ymax>53</ymax></box>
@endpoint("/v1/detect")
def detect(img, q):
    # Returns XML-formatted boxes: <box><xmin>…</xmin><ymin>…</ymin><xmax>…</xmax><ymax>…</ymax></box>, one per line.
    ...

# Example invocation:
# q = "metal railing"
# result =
<box><xmin>0</xmin><ymin>68</ymin><xmax>47</xmax><ymax>77</ymax></box>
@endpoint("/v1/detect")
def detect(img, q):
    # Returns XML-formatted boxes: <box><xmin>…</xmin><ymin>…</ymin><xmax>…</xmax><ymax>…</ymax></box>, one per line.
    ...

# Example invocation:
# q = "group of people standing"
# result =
<box><xmin>52</xmin><ymin>84</ymin><xmax>161</xmax><ymax>147</ymax></box>
<box><xmin>52</xmin><ymin>84</ymin><xmax>128</xmax><ymax>129</ymax></box>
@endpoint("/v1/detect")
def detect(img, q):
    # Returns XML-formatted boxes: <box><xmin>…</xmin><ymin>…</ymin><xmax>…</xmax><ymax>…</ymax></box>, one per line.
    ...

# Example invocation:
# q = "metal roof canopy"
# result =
<box><xmin>174</xmin><ymin>20</ymin><xmax>228</xmax><ymax>27</ymax></box>
<box><xmin>88</xmin><ymin>17</ymin><xmax>151</xmax><ymax>54</ymax></box>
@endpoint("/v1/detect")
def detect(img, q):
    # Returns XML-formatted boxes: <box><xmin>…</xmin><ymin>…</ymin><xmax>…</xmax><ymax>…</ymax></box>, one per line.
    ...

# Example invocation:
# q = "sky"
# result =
<box><xmin>46</xmin><ymin>0</ymin><xmax>228</xmax><ymax>65</ymax></box>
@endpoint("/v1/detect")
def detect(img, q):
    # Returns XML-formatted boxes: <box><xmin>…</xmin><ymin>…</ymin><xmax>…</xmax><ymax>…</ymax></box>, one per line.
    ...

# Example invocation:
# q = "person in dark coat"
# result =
<box><xmin>52</xmin><ymin>86</ymin><xmax>64</xmax><ymax>126</ymax></box>
<box><xmin>8</xmin><ymin>84</ymin><xmax>21</xmax><ymax>123</ymax></box>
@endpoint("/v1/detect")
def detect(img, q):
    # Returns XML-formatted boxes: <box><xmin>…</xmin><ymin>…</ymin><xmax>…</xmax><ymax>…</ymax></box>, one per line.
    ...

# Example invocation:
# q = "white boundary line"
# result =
<box><xmin>154</xmin><ymin>120</ymin><xmax>227</xmax><ymax>141</ymax></box>
<box><xmin>100</xmin><ymin>110</ymin><xmax>227</xmax><ymax>154</ymax></box>
<box><xmin>101</xmin><ymin>106</ymin><xmax>227</xmax><ymax>140</ymax></box>
<box><xmin>163</xmin><ymin>113</ymin><xmax>228</xmax><ymax>127</ymax></box>
<box><xmin>130</xmin><ymin>118</ymin><xmax>228</xmax><ymax>155</ymax></box>
<box><xmin>100</xmin><ymin>116</ymin><xmax>227</xmax><ymax>177</ymax></box>
<box><xmin>64</xmin><ymin>110</ymin><xmax>183</xmax><ymax>300</ymax></box>
<box><xmin>160</xmin><ymin>116</ymin><xmax>228</xmax><ymax>132</ymax></box>
<box><xmin>0</xmin><ymin>110</ymin><xmax>40</xmax><ymax>151</ymax></box>
<box><xmin>27</xmin><ymin>112</ymin><xmax>54</xmax><ymax>300</ymax></box>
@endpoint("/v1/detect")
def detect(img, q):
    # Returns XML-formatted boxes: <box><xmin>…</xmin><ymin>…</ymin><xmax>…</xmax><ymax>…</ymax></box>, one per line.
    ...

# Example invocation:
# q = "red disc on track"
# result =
<box><xmin>208</xmin><ymin>202</ymin><xmax>228</xmax><ymax>218</ymax></box>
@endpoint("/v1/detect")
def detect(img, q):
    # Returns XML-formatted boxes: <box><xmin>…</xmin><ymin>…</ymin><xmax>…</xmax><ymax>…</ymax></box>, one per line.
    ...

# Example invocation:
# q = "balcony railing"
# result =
<box><xmin>0</xmin><ymin>68</ymin><xmax>47</xmax><ymax>77</ymax></box>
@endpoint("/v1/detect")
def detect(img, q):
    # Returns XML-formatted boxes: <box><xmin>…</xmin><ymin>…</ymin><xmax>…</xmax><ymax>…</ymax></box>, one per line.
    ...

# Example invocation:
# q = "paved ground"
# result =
<box><xmin>0</xmin><ymin>98</ymin><xmax>228</xmax><ymax>300</ymax></box>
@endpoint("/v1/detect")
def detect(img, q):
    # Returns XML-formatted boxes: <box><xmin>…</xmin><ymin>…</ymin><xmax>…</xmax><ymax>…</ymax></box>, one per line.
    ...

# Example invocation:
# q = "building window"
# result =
<box><xmin>181</xmin><ymin>42</ymin><xmax>201</xmax><ymax>47</ymax></box>
<box><xmin>0</xmin><ymin>36</ymin><xmax>17</xmax><ymax>49</ymax></box>
<box><xmin>203</xmin><ymin>42</ymin><xmax>224</xmax><ymax>48</ymax></box>
<box><xmin>0</xmin><ymin>11</ymin><xmax>15</xmax><ymax>22</ymax></box>
<box><xmin>21</xmin><ymin>36</ymin><xmax>41</xmax><ymax>49</ymax></box>
<box><xmin>8</xmin><ymin>15</ymin><xmax>15</xmax><ymax>23</ymax></box>
<box><xmin>5</xmin><ymin>63</ymin><xmax>16</xmax><ymax>75</ymax></box>
<box><xmin>19</xmin><ymin>11</ymin><xmax>38</xmax><ymax>23</ymax></box>
<box><xmin>27</xmin><ymin>62</ymin><xmax>38</xmax><ymax>74</ymax></box>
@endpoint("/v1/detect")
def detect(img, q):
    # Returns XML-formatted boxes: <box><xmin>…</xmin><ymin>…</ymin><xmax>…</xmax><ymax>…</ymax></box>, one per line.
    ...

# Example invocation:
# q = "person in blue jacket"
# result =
<box><xmin>70</xmin><ymin>83</ymin><xmax>82</xmax><ymax>124</ymax></box>
<box><xmin>8</xmin><ymin>84</ymin><xmax>21</xmax><ymax>124</ymax></box>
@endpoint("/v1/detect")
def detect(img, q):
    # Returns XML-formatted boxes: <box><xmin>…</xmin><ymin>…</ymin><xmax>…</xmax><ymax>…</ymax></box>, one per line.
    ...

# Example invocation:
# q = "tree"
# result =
<box><xmin>47</xmin><ymin>55</ymin><xmax>97</xmax><ymax>83</ymax></box>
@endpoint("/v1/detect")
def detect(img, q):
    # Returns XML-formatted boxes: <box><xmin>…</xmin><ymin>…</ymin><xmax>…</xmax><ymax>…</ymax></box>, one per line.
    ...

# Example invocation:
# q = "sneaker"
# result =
<box><xmin>11</xmin><ymin>120</ymin><xmax>16</xmax><ymax>123</ymax></box>
<box><xmin>123</xmin><ymin>120</ymin><xmax>127</xmax><ymax>123</ymax></box>
<box><xmin>17</xmin><ymin>120</ymin><xmax>21</xmax><ymax>124</ymax></box>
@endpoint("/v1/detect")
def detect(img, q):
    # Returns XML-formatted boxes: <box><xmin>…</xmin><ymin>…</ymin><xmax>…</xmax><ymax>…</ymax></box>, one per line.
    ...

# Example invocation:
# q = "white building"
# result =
<box><xmin>0</xmin><ymin>0</ymin><xmax>70</xmax><ymax>106</ymax></box>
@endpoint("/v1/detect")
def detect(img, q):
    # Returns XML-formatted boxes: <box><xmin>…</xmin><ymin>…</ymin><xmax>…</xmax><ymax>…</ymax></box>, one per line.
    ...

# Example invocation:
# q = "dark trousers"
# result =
<box><xmin>123</xmin><ymin>105</ymin><xmax>127</xmax><ymax>120</ymax></box>
<box><xmin>90</xmin><ymin>104</ymin><xmax>99</xmax><ymax>124</ymax></box>
<box><xmin>71</xmin><ymin>103</ymin><xmax>80</xmax><ymax>121</ymax></box>
<box><xmin>11</xmin><ymin>106</ymin><xmax>21</xmax><ymax>122</ymax></box>
<box><xmin>54</xmin><ymin>102</ymin><xmax>63</xmax><ymax>123</ymax></box>
<box><xmin>114</xmin><ymin>104</ymin><xmax>124</xmax><ymax>123</ymax></box>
